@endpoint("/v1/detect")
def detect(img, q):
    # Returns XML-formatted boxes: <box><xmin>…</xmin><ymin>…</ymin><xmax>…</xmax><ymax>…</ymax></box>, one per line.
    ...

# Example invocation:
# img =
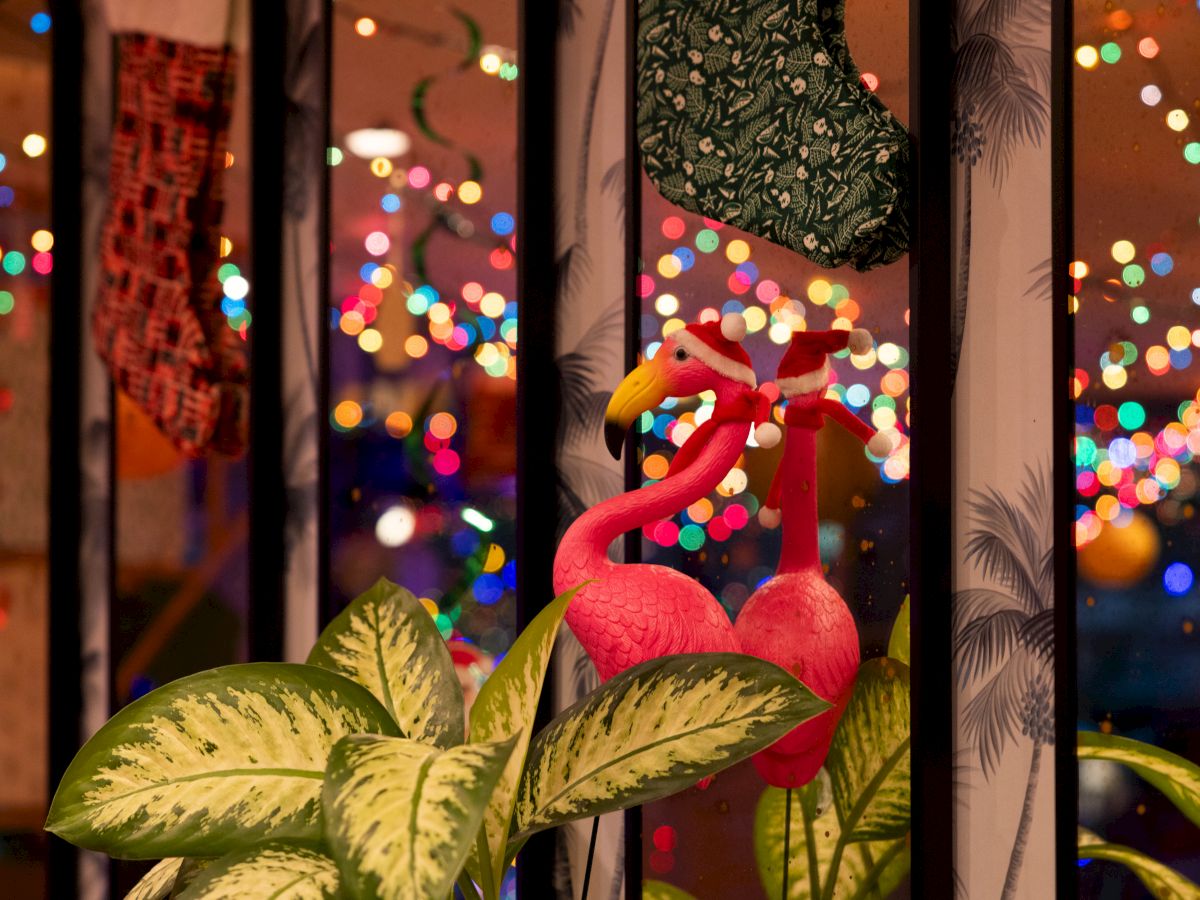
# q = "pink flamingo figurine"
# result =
<box><xmin>735</xmin><ymin>328</ymin><xmax>894</xmax><ymax>788</ymax></box>
<box><xmin>554</xmin><ymin>313</ymin><xmax>781</xmax><ymax>680</ymax></box>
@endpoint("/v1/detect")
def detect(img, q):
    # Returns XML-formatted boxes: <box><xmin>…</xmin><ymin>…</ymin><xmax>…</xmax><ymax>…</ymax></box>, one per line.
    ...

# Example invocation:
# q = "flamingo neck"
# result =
<box><xmin>557</xmin><ymin>386</ymin><xmax>754</xmax><ymax>585</ymax></box>
<box><xmin>594</xmin><ymin>420</ymin><xmax>748</xmax><ymax>551</ymax></box>
<box><xmin>777</xmin><ymin>421</ymin><xmax>822</xmax><ymax>575</ymax></box>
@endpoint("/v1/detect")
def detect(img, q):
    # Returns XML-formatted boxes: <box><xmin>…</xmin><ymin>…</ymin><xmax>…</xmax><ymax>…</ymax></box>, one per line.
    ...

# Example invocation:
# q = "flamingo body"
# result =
<box><xmin>554</xmin><ymin>386</ymin><xmax>751</xmax><ymax>680</ymax></box>
<box><xmin>734</xmin><ymin>407</ymin><xmax>863</xmax><ymax>788</ymax></box>
<box><xmin>735</xmin><ymin>572</ymin><xmax>859</xmax><ymax>786</ymax></box>
<box><xmin>555</xmin><ymin>560</ymin><xmax>739</xmax><ymax>681</ymax></box>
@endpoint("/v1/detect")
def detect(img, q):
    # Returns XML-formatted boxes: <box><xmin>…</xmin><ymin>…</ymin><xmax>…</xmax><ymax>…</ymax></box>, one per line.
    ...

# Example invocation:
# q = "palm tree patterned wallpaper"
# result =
<box><xmin>951</xmin><ymin>0</ymin><xmax>1055</xmax><ymax>895</ymax></box>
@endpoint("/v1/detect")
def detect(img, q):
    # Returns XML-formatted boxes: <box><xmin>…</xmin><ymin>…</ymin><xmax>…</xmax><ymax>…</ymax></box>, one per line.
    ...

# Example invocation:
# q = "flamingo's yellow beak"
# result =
<box><xmin>604</xmin><ymin>355</ymin><xmax>668</xmax><ymax>459</ymax></box>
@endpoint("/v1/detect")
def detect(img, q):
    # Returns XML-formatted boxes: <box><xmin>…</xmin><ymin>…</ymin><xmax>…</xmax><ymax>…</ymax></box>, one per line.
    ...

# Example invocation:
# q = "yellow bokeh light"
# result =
<box><xmin>370</xmin><ymin>157</ymin><xmax>394</xmax><ymax>178</ymax></box>
<box><xmin>657</xmin><ymin>254</ymin><xmax>682</xmax><ymax>278</ymax></box>
<box><xmin>1167</xmin><ymin>109</ymin><xmax>1190</xmax><ymax>132</ymax></box>
<box><xmin>458</xmin><ymin>180</ymin><xmax>483</xmax><ymax>204</ymax></box>
<box><xmin>22</xmin><ymin>133</ymin><xmax>46</xmax><ymax>157</ymax></box>
<box><xmin>479</xmin><ymin>52</ymin><xmax>502</xmax><ymax>75</ymax></box>
<box><xmin>428</xmin><ymin>302</ymin><xmax>451</xmax><ymax>324</ymax></box>
<box><xmin>744</xmin><ymin>306</ymin><xmax>767</xmax><ymax>333</ymax></box>
<box><xmin>357</xmin><ymin>328</ymin><xmax>383</xmax><ymax>353</ymax></box>
<box><xmin>1075</xmin><ymin>45</ymin><xmax>1099</xmax><ymax>69</ymax></box>
<box><xmin>1102</xmin><ymin>364</ymin><xmax>1128</xmax><ymax>390</ymax></box>
<box><xmin>372</xmin><ymin>267</ymin><xmax>393</xmax><ymax>288</ymax></box>
<box><xmin>354</xmin><ymin>17</ymin><xmax>377</xmax><ymax>36</ymax></box>
<box><xmin>1167</xmin><ymin>325</ymin><xmax>1191</xmax><ymax>351</ymax></box>
<box><xmin>1069</xmin><ymin>260</ymin><xmax>1089</xmax><ymax>279</ymax></box>
<box><xmin>30</xmin><ymin>229</ymin><xmax>53</xmax><ymax>252</ymax></box>
<box><xmin>662</xmin><ymin>317</ymin><xmax>685</xmax><ymax>337</ymax></box>
<box><xmin>480</xmin><ymin>292</ymin><xmax>506</xmax><ymax>318</ymax></box>
<box><xmin>717</xmin><ymin>467</ymin><xmax>748</xmax><ymax>496</ymax></box>
<box><xmin>851</xmin><ymin>348</ymin><xmax>877</xmax><ymax>370</ymax></box>
<box><xmin>807</xmin><ymin>279</ymin><xmax>833</xmax><ymax>305</ymax></box>
<box><xmin>768</xmin><ymin>321</ymin><xmax>793</xmax><ymax>345</ymax></box>
<box><xmin>219</xmin><ymin>236</ymin><xmax>233</xmax><ymax>257</ymax></box>
<box><xmin>484</xmin><ymin>543</ymin><xmax>506</xmax><ymax>573</ymax></box>
<box><xmin>334</xmin><ymin>400</ymin><xmax>363</xmax><ymax>429</ymax></box>
<box><xmin>872</xmin><ymin>407</ymin><xmax>898</xmax><ymax>430</ymax></box>
<box><xmin>655</xmin><ymin>293</ymin><xmax>680</xmax><ymax>316</ymax></box>
<box><xmin>725</xmin><ymin>239</ymin><xmax>750</xmax><ymax>264</ymax></box>
<box><xmin>340</xmin><ymin>310</ymin><xmax>365</xmax><ymax>336</ymax></box>
<box><xmin>1111</xmin><ymin>240</ymin><xmax>1136</xmax><ymax>264</ymax></box>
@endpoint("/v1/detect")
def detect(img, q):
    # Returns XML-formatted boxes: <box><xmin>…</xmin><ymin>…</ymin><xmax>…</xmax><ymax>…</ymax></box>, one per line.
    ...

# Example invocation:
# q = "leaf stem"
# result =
<box><xmin>476</xmin><ymin>828</ymin><xmax>498</xmax><ymax>900</ymax></box>
<box><xmin>456</xmin><ymin>869</ymin><xmax>479</xmax><ymax>899</ymax></box>
<box><xmin>821</xmin><ymin>736</ymin><xmax>911</xmax><ymax>900</ymax></box>
<box><xmin>800</xmin><ymin>791</ymin><xmax>820</xmax><ymax>900</ymax></box>
<box><xmin>845</xmin><ymin>839</ymin><xmax>906</xmax><ymax>900</ymax></box>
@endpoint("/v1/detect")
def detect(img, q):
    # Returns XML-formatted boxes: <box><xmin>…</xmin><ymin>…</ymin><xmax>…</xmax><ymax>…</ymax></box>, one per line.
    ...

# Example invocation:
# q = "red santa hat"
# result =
<box><xmin>671</xmin><ymin>312</ymin><xmax>757</xmax><ymax>389</ymax></box>
<box><xmin>775</xmin><ymin>327</ymin><xmax>873</xmax><ymax>397</ymax></box>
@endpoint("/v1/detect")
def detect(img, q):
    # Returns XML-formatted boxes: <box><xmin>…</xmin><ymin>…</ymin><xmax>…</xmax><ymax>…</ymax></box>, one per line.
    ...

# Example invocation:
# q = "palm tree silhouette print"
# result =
<box><xmin>953</xmin><ymin>464</ymin><xmax>1055</xmax><ymax>900</ymax></box>
<box><xmin>951</xmin><ymin>0</ymin><xmax>1050</xmax><ymax>387</ymax></box>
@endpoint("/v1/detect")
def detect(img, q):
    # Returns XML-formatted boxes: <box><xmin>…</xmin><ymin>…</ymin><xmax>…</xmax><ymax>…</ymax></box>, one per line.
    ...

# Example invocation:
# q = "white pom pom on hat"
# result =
<box><xmin>848</xmin><ymin>328</ymin><xmax>873</xmax><ymax>355</ymax></box>
<box><xmin>868</xmin><ymin>431</ymin><xmax>894</xmax><ymax>458</ymax></box>
<box><xmin>754</xmin><ymin>421</ymin><xmax>782</xmax><ymax>449</ymax></box>
<box><xmin>720</xmin><ymin>311</ymin><xmax>748</xmax><ymax>342</ymax></box>
<box><xmin>758</xmin><ymin>506</ymin><xmax>782</xmax><ymax>529</ymax></box>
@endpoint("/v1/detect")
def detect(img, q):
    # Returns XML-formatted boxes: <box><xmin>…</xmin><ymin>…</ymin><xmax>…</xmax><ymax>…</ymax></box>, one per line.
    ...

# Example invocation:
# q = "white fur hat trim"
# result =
<box><xmin>672</xmin><ymin>328</ymin><xmax>757</xmax><ymax>388</ymax></box>
<box><xmin>775</xmin><ymin>359</ymin><xmax>831</xmax><ymax>398</ymax></box>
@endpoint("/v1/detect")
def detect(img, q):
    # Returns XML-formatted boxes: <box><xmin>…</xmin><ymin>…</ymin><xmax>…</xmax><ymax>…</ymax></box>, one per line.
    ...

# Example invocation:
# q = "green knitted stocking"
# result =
<box><xmin>637</xmin><ymin>0</ymin><xmax>911</xmax><ymax>271</ymax></box>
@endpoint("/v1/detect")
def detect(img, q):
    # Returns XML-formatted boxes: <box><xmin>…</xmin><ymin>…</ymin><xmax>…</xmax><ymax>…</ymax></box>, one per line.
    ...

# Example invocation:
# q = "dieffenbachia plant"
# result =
<box><xmin>753</xmin><ymin>598</ymin><xmax>912</xmax><ymax>900</ymax></box>
<box><xmin>1077</xmin><ymin>731</ymin><xmax>1200</xmax><ymax>898</ymax></box>
<box><xmin>46</xmin><ymin>579</ymin><xmax>828</xmax><ymax>900</ymax></box>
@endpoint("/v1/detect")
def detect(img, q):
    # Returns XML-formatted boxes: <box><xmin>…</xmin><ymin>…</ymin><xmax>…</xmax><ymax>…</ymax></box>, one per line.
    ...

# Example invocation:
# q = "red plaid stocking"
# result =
<box><xmin>92</xmin><ymin>32</ymin><xmax>247</xmax><ymax>457</ymax></box>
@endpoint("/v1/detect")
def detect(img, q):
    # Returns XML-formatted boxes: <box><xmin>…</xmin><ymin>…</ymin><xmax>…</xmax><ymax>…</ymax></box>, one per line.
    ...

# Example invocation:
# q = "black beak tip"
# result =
<box><xmin>604</xmin><ymin>422</ymin><xmax>625</xmax><ymax>460</ymax></box>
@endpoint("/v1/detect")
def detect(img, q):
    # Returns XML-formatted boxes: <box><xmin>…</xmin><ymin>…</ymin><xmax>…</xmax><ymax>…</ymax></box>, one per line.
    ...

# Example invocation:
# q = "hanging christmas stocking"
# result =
<box><xmin>813</xmin><ymin>0</ymin><xmax>911</xmax><ymax>269</ymax></box>
<box><xmin>92</xmin><ymin>32</ymin><xmax>247</xmax><ymax>457</ymax></box>
<box><xmin>636</xmin><ymin>0</ymin><xmax>911</xmax><ymax>270</ymax></box>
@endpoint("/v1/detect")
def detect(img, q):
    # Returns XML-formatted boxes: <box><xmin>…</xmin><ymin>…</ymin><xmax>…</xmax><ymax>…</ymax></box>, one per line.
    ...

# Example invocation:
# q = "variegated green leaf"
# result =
<box><xmin>175</xmin><ymin>843</ymin><xmax>340</xmax><ymax>899</ymax></box>
<box><xmin>124</xmin><ymin>858</ymin><xmax>184</xmax><ymax>900</ymax></box>
<box><xmin>512</xmin><ymin>653</ymin><xmax>828</xmax><ymax>842</ymax></box>
<box><xmin>1078</xmin><ymin>731</ymin><xmax>1200</xmax><ymax>829</ymax></box>
<box><xmin>643</xmin><ymin>879</ymin><xmax>700</xmax><ymax>900</ymax></box>
<box><xmin>323</xmin><ymin>734</ymin><xmax>516</xmax><ymax>900</ymax></box>
<box><xmin>754</xmin><ymin>772</ymin><xmax>909</xmax><ymax>900</ymax></box>
<box><xmin>308</xmin><ymin>578</ymin><xmax>463</xmax><ymax>748</ymax></box>
<box><xmin>827</xmin><ymin>658</ymin><xmax>911</xmax><ymax>842</ymax></box>
<box><xmin>887</xmin><ymin>596</ymin><xmax>910</xmax><ymax>666</ymax></box>
<box><xmin>45</xmin><ymin>663</ymin><xmax>399</xmax><ymax>859</ymax></box>
<box><xmin>467</xmin><ymin>586</ymin><xmax>578</xmax><ymax>887</ymax></box>
<box><xmin>1078</xmin><ymin>827</ymin><xmax>1200</xmax><ymax>899</ymax></box>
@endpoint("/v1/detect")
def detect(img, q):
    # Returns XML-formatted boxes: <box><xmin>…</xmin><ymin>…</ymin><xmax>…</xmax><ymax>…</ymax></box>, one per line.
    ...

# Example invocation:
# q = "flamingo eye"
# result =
<box><xmin>673</xmin><ymin>347</ymin><xmax>689</xmax><ymax>362</ymax></box>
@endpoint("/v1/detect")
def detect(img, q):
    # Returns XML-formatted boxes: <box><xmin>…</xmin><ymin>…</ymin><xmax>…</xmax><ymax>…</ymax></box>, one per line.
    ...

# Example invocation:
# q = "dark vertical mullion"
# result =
<box><xmin>515</xmin><ymin>0</ymin><xmax>560</xmax><ymax>893</ymax></box>
<box><xmin>47</xmin><ymin>1</ymin><xmax>85</xmax><ymax>896</ymax></box>
<box><xmin>1052</xmin><ymin>0</ymin><xmax>1077</xmax><ymax>891</ymax></box>
<box><xmin>623</xmin><ymin>0</ymin><xmax>644</xmax><ymax>895</ymax></box>
<box><xmin>908</xmin><ymin>0</ymin><xmax>956</xmax><ymax>896</ymax></box>
<box><xmin>249</xmin><ymin>4</ymin><xmax>287</xmax><ymax>663</ymax></box>
<box><xmin>317</xmin><ymin>0</ymin><xmax>334</xmax><ymax>630</ymax></box>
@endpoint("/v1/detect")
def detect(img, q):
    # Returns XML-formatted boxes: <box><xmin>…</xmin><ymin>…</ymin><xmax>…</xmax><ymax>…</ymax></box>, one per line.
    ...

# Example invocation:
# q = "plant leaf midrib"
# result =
<box><xmin>406</xmin><ymin>753</ymin><xmax>434</xmax><ymax>894</ymax></box>
<box><xmin>82</xmin><ymin>766</ymin><xmax>326</xmax><ymax>809</ymax></box>
<box><xmin>524</xmin><ymin>700</ymin><xmax>815</xmax><ymax>830</ymax></box>
<box><xmin>844</xmin><ymin>735</ymin><xmax>911</xmax><ymax>838</ymax></box>
<box><xmin>369</xmin><ymin>601</ymin><xmax>399</xmax><ymax>726</ymax></box>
